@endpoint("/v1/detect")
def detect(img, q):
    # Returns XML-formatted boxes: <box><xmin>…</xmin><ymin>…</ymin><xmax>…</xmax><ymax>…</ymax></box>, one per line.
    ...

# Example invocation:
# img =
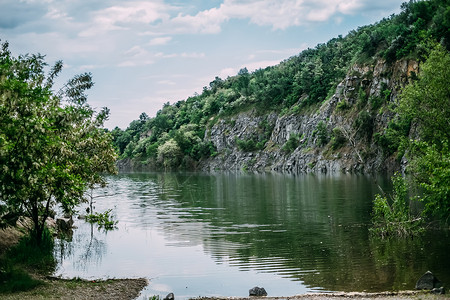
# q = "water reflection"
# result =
<box><xmin>54</xmin><ymin>172</ymin><xmax>450</xmax><ymax>298</ymax></box>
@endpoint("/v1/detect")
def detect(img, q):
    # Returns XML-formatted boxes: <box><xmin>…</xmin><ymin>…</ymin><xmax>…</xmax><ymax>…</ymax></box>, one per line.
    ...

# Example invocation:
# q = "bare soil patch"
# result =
<box><xmin>0</xmin><ymin>276</ymin><xmax>148</xmax><ymax>300</ymax></box>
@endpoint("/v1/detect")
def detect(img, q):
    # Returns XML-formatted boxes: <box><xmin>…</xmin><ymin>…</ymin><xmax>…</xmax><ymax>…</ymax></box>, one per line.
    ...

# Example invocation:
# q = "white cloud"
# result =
<box><xmin>170</xmin><ymin>7</ymin><xmax>228</xmax><ymax>34</ymax></box>
<box><xmin>157</xmin><ymin>80</ymin><xmax>176</xmax><ymax>85</ymax></box>
<box><xmin>148</xmin><ymin>36</ymin><xmax>172</xmax><ymax>46</ymax></box>
<box><xmin>180</xmin><ymin>52</ymin><xmax>205</xmax><ymax>58</ymax></box>
<box><xmin>45</xmin><ymin>7</ymin><xmax>72</xmax><ymax>21</ymax></box>
<box><xmin>153</xmin><ymin>0</ymin><xmax>400</xmax><ymax>34</ymax></box>
<box><xmin>219</xmin><ymin>67</ymin><xmax>236</xmax><ymax>79</ymax></box>
<box><xmin>79</xmin><ymin>1</ymin><xmax>173</xmax><ymax>37</ymax></box>
<box><xmin>118</xmin><ymin>45</ymin><xmax>205</xmax><ymax>67</ymax></box>
<box><xmin>118</xmin><ymin>45</ymin><xmax>155</xmax><ymax>67</ymax></box>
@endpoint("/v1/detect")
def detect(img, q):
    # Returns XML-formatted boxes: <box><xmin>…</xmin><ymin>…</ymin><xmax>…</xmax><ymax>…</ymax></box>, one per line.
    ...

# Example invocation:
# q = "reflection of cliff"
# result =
<box><xmin>110</xmin><ymin>173</ymin><xmax>450</xmax><ymax>292</ymax></box>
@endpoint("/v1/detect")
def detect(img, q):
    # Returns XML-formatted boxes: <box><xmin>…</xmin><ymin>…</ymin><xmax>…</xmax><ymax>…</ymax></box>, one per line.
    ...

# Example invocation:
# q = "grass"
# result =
<box><xmin>0</xmin><ymin>227</ymin><xmax>55</xmax><ymax>294</ymax></box>
<box><xmin>7</xmin><ymin>228</ymin><xmax>56</xmax><ymax>273</ymax></box>
<box><xmin>0</xmin><ymin>262</ymin><xmax>43</xmax><ymax>293</ymax></box>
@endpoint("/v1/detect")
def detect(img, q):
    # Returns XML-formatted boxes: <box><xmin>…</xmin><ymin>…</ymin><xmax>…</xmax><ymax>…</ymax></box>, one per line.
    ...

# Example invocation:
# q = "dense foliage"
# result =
<box><xmin>0</xmin><ymin>41</ymin><xmax>117</xmax><ymax>244</ymax></box>
<box><xmin>371</xmin><ymin>45</ymin><xmax>450</xmax><ymax>235</ymax></box>
<box><xmin>400</xmin><ymin>45</ymin><xmax>450</xmax><ymax>223</ymax></box>
<box><xmin>370</xmin><ymin>173</ymin><xmax>423</xmax><ymax>238</ymax></box>
<box><xmin>112</xmin><ymin>0</ymin><xmax>450</xmax><ymax>170</ymax></box>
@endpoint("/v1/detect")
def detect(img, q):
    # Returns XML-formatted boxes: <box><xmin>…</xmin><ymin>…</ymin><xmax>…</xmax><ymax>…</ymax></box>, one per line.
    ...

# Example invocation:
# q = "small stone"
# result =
<box><xmin>415</xmin><ymin>271</ymin><xmax>442</xmax><ymax>290</ymax></box>
<box><xmin>163</xmin><ymin>292</ymin><xmax>174</xmax><ymax>300</ymax></box>
<box><xmin>56</xmin><ymin>217</ymin><xmax>74</xmax><ymax>232</ymax></box>
<box><xmin>431</xmin><ymin>287</ymin><xmax>445</xmax><ymax>294</ymax></box>
<box><xmin>249</xmin><ymin>286</ymin><xmax>267</xmax><ymax>296</ymax></box>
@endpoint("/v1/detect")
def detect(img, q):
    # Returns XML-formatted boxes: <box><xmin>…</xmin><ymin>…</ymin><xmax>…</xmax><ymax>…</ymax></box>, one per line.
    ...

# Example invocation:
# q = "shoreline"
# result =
<box><xmin>190</xmin><ymin>291</ymin><xmax>448</xmax><ymax>300</ymax></box>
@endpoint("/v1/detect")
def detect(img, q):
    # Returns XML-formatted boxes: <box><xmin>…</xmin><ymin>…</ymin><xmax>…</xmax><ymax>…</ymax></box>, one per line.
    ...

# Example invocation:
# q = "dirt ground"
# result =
<box><xmin>0</xmin><ymin>276</ymin><xmax>148</xmax><ymax>300</ymax></box>
<box><xmin>192</xmin><ymin>291</ymin><xmax>449</xmax><ymax>300</ymax></box>
<box><xmin>0</xmin><ymin>226</ymin><xmax>24</xmax><ymax>254</ymax></box>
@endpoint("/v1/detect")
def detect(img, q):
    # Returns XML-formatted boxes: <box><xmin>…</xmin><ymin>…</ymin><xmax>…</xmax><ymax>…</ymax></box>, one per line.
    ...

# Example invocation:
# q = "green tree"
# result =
<box><xmin>157</xmin><ymin>139</ymin><xmax>182</xmax><ymax>169</ymax></box>
<box><xmin>0</xmin><ymin>41</ymin><xmax>117</xmax><ymax>244</ymax></box>
<box><xmin>398</xmin><ymin>45</ymin><xmax>450</xmax><ymax>146</ymax></box>
<box><xmin>315</xmin><ymin>121</ymin><xmax>329</xmax><ymax>146</ymax></box>
<box><xmin>399</xmin><ymin>45</ymin><xmax>450</xmax><ymax>223</ymax></box>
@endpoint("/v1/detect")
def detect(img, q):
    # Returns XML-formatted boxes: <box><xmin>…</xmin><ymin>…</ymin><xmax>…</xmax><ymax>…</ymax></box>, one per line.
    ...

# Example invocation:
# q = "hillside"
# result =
<box><xmin>111</xmin><ymin>0</ymin><xmax>450</xmax><ymax>173</ymax></box>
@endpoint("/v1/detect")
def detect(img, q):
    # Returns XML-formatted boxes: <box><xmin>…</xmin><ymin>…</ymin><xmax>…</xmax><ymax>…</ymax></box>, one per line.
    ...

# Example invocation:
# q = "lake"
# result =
<box><xmin>53</xmin><ymin>172</ymin><xmax>450</xmax><ymax>299</ymax></box>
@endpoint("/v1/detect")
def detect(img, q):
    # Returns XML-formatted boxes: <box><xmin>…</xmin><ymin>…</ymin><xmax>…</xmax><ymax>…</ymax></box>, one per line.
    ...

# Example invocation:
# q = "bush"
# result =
<box><xmin>336</xmin><ymin>100</ymin><xmax>351</xmax><ymax>111</ymax></box>
<box><xmin>236</xmin><ymin>138</ymin><xmax>265</xmax><ymax>152</ymax></box>
<box><xmin>7</xmin><ymin>227</ymin><xmax>56</xmax><ymax>272</ymax></box>
<box><xmin>370</xmin><ymin>173</ymin><xmax>423</xmax><ymax>238</ymax></box>
<box><xmin>410</xmin><ymin>141</ymin><xmax>450</xmax><ymax>222</ymax></box>
<box><xmin>330</xmin><ymin>127</ymin><xmax>346</xmax><ymax>150</ymax></box>
<box><xmin>315</xmin><ymin>121</ymin><xmax>329</xmax><ymax>146</ymax></box>
<box><xmin>0</xmin><ymin>262</ymin><xmax>42</xmax><ymax>293</ymax></box>
<box><xmin>354</xmin><ymin>110</ymin><xmax>374</xmax><ymax>140</ymax></box>
<box><xmin>369</xmin><ymin>95</ymin><xmax>384</xmax><ymax>110</ymax></box>
<box><xmin>157</xmin><ymin>139</ymin><xmax>183</xmax><ymax>169</ymax></box>
<box><xmin>374</xmin><ymin>115</ymin><xmax>411</xmax><ymax>157</ymax></box>
<box><xmin>357</xmin><ymin>88</ymin><xmax>368</xmax><ymax>109</ymax></box>
<box><xmin>85</xmin><ymin>209</ymin><xmax>118</xmax><ymax>230</ymax></box>
<box><xmin>283</xmin><ymin>134</ymin><xmax>299</xmax><ymax>153</ymax></box>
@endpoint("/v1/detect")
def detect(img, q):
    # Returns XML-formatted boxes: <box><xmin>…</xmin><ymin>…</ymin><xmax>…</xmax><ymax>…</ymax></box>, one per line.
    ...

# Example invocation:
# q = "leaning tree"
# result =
<box><xmin>0</xmin><ymin>41</ymin><xmax>117</xmax><ymax>244</ymax></box>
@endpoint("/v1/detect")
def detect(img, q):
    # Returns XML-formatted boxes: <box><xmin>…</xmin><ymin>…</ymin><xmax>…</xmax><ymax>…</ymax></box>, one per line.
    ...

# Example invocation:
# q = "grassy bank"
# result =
<box><xmin>0</xmin><ymin>225</ymin><xmax>147</xmax><ymax>300</ymax></box>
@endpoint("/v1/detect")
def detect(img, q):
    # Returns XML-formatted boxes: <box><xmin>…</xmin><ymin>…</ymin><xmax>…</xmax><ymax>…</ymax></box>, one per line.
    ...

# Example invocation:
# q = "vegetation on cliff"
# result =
<box><xmin>371</xmin><ymin>45</ymin><xmax>450</xmax><ymax>235</ymax></box>
<box><xmin>112</xmin><ymin>0</ymin><xmax>449</xmax><ymax>171</ymax></box>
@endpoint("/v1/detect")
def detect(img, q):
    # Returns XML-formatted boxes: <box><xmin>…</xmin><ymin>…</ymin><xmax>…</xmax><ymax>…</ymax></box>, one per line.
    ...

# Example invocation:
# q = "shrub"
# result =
<box><xmin>283</xmin><ymin>134</ymin><xmax>299</xmax><ymax>153</ymax></box>
<box><xmin>370</xmin><ymin>173</ymin><xmax>423</xmax><ymax>238</ymax></box>
<box><xmin>236</xmin><ymin>137</ymin><xmax>266</xmax><ymax>152</ymax></box>
<box><xmin>315</xmin><ymin>121</ymin><xmax>329</xmax><ymax>146</ymax></box>
<box><xmin>7</xmin><ymin>227</ymin><xmax>56</xmax><ymax>272</ymax></box>
<box><xmin>336</xmin><ymin>100</ymin><xmax>351</xmax><ymax>111</ymax></box>
<box><xmin>357</xmin><ymin>87</ymin><xmax>368</xmax><ymax>109</ymax></box>
<box><xmin>0</xmin><ymin>262</ymin><xmax>42</xmax><ymax>293</ymax></box>
<box><xmin>374</xmin><ymin>115</ymin><xmax>411</xmax><ymax>157</ymax></box>
<box><xmin>330</xmin><ymin>127</ymin><xmax>346</xmax><ymax>149</ymax></box>
<box><xmin>85</xmin><ymin>209</ymin><xmax>118</xmax><ymax>230</ymax></box>
<box><xmin>354</xmin><ymin>110</ymin><xmax>374</xmax><ymax>140</ymax></box>
<box><xmin>369</xmin><ymin>95</ymin><xmax>383</xmax><ymax>110</ymax></box>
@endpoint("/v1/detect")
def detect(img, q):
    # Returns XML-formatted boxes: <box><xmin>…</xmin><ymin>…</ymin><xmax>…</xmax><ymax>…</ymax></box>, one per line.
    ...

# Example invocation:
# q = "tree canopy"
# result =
<box><xmin>0</xmin><ymin>41</ymin><xmax>117</xmax><ymax>244</ymax></box>
<box><xmin>399</xmin><ymin>45</ymin><xmax>450</xmax><ymax>222</ymax></box>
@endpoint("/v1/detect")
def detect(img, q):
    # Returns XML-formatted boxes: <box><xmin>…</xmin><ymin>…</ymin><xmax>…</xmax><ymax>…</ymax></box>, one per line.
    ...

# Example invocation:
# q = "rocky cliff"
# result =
<box><xmin>200</xmin><ymin>59</ymin><xmax>418</xmax><ymax>173</ymax></box>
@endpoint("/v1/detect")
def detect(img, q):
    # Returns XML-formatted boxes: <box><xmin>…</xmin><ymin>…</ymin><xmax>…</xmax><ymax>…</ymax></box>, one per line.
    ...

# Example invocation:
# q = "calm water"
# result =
<box><xmin>54</xmin><ymin>172</ymin><xmax>450</xmax><ymax>299</ymax></box>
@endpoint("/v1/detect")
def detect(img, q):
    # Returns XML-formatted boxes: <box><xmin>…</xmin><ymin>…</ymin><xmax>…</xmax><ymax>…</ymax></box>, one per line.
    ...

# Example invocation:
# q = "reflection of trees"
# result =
<box><xmin>54</xmin><ymin>222</ymin><xmax>107</xmax><ymax>274</ymax></box>
<box><xmin>98</xmin><ymin>172</ymin><xmax>449</xmax><ymax>292</ymax></box>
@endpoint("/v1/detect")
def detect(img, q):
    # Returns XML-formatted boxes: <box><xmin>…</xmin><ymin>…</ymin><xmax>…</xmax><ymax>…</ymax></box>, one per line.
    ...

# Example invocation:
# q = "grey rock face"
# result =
<box><xmin>200</xmin><ymin>59</ymin><xmax>417</xmax><ymax>174</ymax></box>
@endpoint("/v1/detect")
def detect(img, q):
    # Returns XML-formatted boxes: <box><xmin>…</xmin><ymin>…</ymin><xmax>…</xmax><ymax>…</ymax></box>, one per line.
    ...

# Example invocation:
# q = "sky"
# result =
<box><xmin>0</xmin><ymin>0</ymin><xmax>405</xmax><ymax>129</ymax></box>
